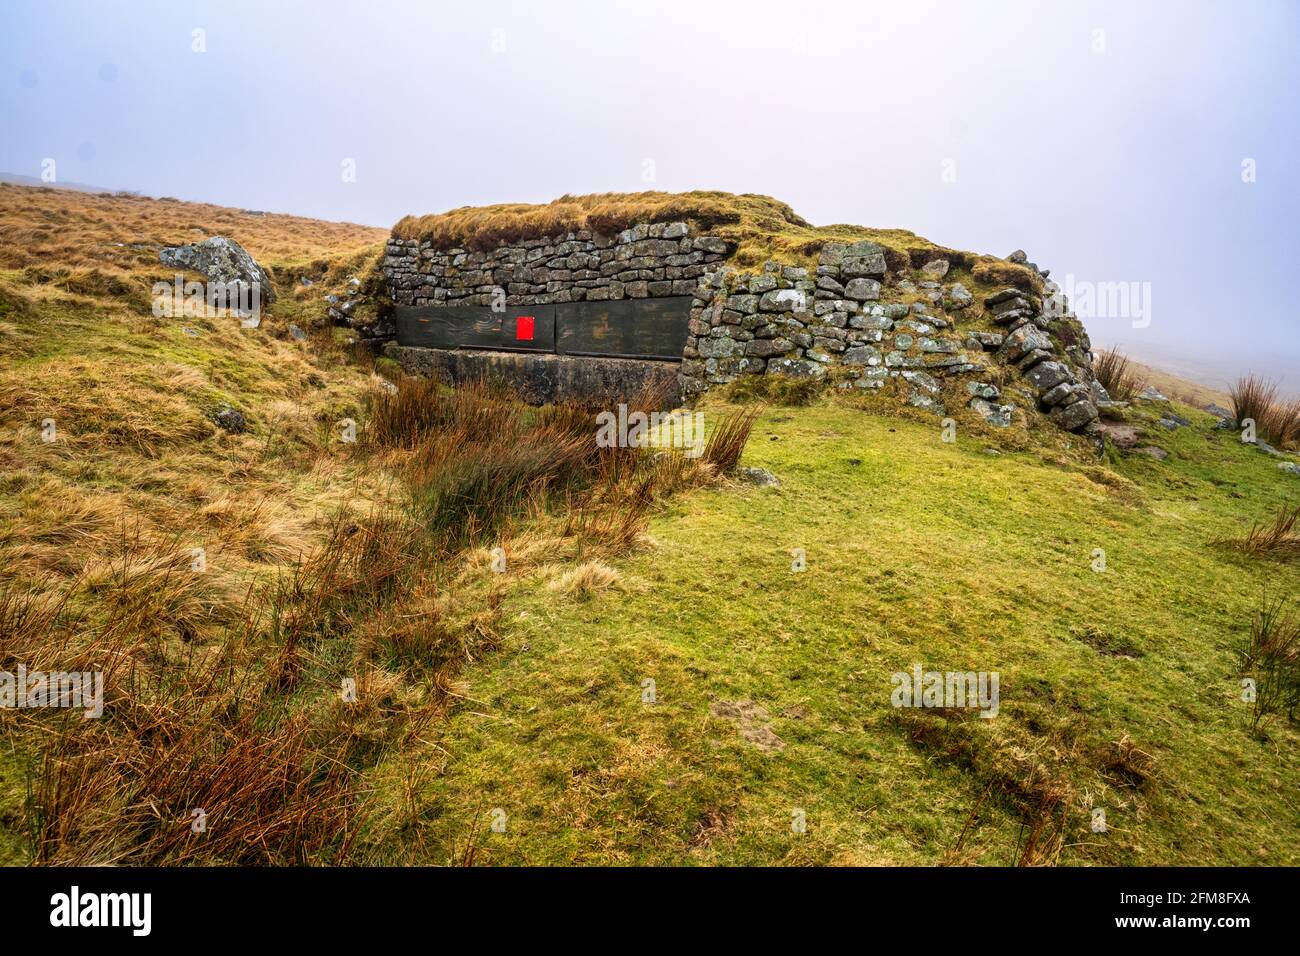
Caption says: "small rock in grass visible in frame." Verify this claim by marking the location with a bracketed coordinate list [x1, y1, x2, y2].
[947, 283, 973, 309]
[212, 405, 247, 433]
[1134, 446, 1168, 461]
[738, 466, 780, 487]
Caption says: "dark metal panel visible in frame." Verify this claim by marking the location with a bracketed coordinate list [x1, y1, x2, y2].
[395, 304, 555, 353]
[555, 297, 692, 361]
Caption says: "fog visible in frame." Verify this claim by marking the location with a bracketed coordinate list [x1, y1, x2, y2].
[3, 0, 1296, 391]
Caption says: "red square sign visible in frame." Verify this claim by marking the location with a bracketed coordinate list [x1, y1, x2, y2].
[515, 315, 535, 341]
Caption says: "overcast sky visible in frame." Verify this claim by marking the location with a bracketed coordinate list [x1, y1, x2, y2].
[2, 0, 1297, 390]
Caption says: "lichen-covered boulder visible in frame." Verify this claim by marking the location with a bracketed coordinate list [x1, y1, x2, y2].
[1050, 399, 1099, 431]
[970, 398, 1014, 427]
[841, 241, 887, 278]
[997, 325, 1052, 364]
[1024, 360, 1072, 393]
[160, 236, 276, 303]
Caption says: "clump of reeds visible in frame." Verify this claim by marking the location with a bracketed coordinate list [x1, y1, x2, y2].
[1222, 503, 1300, 560]
[1230, 375, 1300, 448]
[1236, 595, 1300, 735]
[1093, 346, 1144, 402]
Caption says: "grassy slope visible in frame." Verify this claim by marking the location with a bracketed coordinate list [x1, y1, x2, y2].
[1, 186, 1295, 865]
[0, 187, 393, 863]
[1124, 359, 1233, 410]
[0, 187, 392, 603]
[407, 397, 1299, 865]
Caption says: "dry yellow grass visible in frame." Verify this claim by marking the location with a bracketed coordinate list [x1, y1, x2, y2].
[0, 185, 395, 614]
[0, 182, 386, 279]
[547, 560, 621, 597]
[0, 184, 760, 864]
[392, 189, 1009, 273]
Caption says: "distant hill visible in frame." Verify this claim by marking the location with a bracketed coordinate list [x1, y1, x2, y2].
[0, 171, 125, 194]
[1107, 337, 1300, 403]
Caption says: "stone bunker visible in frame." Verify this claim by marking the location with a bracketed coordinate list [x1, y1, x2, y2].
[380, 211, 1106, 436]
[382, 222, 728, 406]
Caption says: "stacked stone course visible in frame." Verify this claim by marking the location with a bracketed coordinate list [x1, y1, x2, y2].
[382, 221, 731, 308]
[381, 222, 1104, 436]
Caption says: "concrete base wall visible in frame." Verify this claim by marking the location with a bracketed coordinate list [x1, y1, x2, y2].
[385, 344, 683, 408]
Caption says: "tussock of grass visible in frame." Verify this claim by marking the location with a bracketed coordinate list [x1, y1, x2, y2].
[29, 650, 360, 866]
[1236, 595, 1300, 734]
[702, 406, 763, 475]
[971, 259, 1042, 292]
[1094, 346, 1145, 403]
[1222, 502, 1300, 560]
[0, 583, 68, 664]
[548, 560, 620, 598]
[404, 426, 592, 549]
[1231, 374, 1300, 449]
[725, 373, 825, 407]
[366, 376, 521, 450]
[80, 540, 236, 644]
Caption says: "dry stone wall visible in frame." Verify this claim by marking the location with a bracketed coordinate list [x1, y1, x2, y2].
[382, 222, 731, 308]
[381, 222, 1104, 437]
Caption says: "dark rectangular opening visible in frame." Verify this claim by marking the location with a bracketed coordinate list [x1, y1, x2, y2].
[395, 296, 692, 362]
[556, 297, 692, 360]
[396, 304, 556, 353]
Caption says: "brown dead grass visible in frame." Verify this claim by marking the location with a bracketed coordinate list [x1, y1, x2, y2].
[1222, 502, 1300, 561]
[971, 259, 1043, 292]
[0, 183, 769, 866]
[0, 182, 386, 282]
[1093, 346, 1145, 403]
[393, 190, 959, 272]
[1232, 375, 1300, 449]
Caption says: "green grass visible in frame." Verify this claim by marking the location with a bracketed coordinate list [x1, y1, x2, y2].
[384, 398, 1299, 865]
[3, 186, 1295, 866]
[0, 743, 31, 865]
